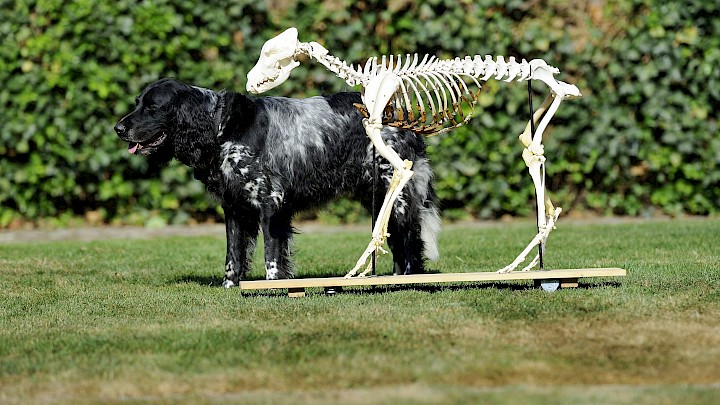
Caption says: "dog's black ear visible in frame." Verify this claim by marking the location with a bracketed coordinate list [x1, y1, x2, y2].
[171, 87, 212, 128]
[172, 95, 195, 125]
[216, 93, 258, 140]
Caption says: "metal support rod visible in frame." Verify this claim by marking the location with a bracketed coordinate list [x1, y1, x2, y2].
[528, 81, 544, 270]
[371, 142, 377, 276]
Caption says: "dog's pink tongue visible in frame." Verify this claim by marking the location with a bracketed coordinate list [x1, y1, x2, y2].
[128, 143, 139, 154]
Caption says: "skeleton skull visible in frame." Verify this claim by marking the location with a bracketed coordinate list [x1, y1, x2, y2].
[246, 27, 301, 94]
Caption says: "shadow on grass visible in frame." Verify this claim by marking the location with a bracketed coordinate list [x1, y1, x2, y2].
[300, 267, 443, 279]
[233, 281, 540, 298]
[172, 274, 225, 286]
[578, 280, 624, 289]
[309, 279, 624, 296]
[170, 267, 443, 288]
[171, 273, 277, 286]
[172, 272, 305, 287]
[350, 281, 535, 295]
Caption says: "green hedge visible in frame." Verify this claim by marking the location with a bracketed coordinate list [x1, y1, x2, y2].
[1, 0, 718, 227]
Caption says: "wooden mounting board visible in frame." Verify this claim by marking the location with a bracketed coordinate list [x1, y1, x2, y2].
[239, 267, 626, 296]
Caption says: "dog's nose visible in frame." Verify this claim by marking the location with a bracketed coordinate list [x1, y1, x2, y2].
[114, 123, 126, 135]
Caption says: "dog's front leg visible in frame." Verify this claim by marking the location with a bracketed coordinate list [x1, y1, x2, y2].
[222, 206, 260, 288]
[260, 211, 294, 280]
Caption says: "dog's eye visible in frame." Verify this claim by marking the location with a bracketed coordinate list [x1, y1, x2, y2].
[146, 105, 157, 112]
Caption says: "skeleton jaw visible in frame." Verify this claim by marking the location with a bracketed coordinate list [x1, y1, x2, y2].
[246, 58, 300, 93]
[246, 27, 302, 94]
[247, 70, 281, 93]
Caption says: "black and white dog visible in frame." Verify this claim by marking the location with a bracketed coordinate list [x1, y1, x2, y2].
[114, 78, 440, 287]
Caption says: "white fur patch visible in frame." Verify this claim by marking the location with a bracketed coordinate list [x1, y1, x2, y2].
[395, 192, 407, 215]
[225, 261, 235, 277]
[221, 142, 253, 178]
[269, 178, 285, 207]
[420, 206, 441, 261]
[266, 261, 279, 280]
[413, 158, 441, 261]
[410, 158, 432, 202]
[270, 190, 284, 206]
[244, 177, 264, 207]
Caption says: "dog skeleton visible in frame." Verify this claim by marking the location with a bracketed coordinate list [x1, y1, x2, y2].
[247, 27, 582, 277]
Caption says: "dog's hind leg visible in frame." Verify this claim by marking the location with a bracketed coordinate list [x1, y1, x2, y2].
[359, 177, 424, 276]
[410, 157, 440, 263]
[222, 206, 260, 288]
[386, 208, 425, 275]
[386, 157, 440, 275]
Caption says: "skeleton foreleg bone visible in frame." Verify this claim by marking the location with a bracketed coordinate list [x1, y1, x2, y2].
[345, 71, 415, 278]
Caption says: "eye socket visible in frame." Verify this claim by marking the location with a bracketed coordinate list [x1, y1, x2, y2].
[263, 48, 278, 58]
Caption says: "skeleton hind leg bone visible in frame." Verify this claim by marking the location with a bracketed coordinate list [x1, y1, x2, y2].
[498, 93, 566, 273]
[345, 71, 414, 278]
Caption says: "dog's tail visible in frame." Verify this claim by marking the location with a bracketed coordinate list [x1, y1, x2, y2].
[413, 158, 441, 261]
[420, 204, 441, 261]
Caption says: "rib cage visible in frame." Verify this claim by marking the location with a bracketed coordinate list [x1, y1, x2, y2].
[352, 54, 549, 136]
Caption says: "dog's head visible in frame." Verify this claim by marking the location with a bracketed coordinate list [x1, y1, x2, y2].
[114, 78, 190, 159]
[115, 78, 224, 166]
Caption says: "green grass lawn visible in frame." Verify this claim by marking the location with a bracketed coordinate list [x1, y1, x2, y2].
[1, 218, 719, 404]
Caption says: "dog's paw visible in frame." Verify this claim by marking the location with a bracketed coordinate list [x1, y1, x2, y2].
[222, 279, 236, 288]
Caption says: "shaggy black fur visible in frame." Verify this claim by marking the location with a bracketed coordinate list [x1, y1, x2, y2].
[114, 78, 440, 287]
